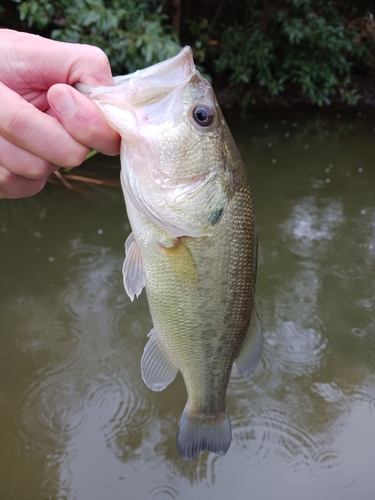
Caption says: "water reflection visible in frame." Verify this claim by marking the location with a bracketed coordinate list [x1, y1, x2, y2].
[1, 110, 375, 499]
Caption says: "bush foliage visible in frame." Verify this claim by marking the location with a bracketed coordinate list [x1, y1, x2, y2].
[12, 0, 180, 73]
[212, 0, 366, 105]
[8, 0, 374, 107]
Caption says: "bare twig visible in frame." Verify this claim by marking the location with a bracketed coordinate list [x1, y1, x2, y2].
[63, 174, 120, 187]
[210, 0, 226, 31]
[54, 170, 74, 190]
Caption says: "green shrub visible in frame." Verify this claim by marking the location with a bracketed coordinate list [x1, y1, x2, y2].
[11, 0, 370, 107]
[12, 0, 181, 74]
[213, 0, 366, 105]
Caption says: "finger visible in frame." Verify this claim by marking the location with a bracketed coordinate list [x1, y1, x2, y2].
[0, 135, 57, 180]
[0, 165, 47, 199]
[48, 84, 120, 156]
[2, 30, 114, 88]
[0, 82, 90, 168]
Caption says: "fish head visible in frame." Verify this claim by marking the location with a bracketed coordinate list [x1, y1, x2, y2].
[78, 47, 234, 237]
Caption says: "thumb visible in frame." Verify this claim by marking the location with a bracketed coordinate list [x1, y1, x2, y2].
[47, 84, 120, 156]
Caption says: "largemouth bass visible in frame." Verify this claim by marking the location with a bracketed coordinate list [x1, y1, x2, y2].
[77, 47, 262, 461]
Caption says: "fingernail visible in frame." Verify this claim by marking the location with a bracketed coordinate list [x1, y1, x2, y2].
[51, 89, 76, 117]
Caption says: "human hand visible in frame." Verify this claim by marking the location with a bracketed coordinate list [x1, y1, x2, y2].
[0, 29, 121, 198]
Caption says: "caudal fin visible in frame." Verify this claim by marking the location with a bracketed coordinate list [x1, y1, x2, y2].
[176, 407, 232, 461]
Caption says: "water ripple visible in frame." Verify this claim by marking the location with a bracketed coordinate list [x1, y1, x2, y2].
[17, 356, 155, 460]
[234, 405, 339, 471]
[281, 197, 344, 258]
[347, 387, 375, 413]
[270, 321, 327, 376]
[230, 343, 281, 395]
[16, 238, 157, 461]
[18, 366, 87, 447]
[332, 264, 365, 281]
[85, 369, 155, 451]
[66, 242, 109, 270]
[62, 246, 123, 320]
[312, 448, 341, 468]
[149, 483, 179, 499]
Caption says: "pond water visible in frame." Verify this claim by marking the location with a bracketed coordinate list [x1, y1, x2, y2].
[1, 109, 375, 500]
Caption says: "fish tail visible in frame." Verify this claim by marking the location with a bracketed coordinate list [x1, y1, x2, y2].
[176, 407, 232, 461]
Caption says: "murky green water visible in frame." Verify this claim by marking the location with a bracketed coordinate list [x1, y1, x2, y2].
[1, 110, 375, 500]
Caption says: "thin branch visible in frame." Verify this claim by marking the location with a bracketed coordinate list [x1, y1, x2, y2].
[54, 170, 74, 190]
[63, 174, 120, 187]
[210, 0, 226, 31]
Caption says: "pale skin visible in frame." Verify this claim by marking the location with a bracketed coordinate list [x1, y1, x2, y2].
[0, 29, 121, 199]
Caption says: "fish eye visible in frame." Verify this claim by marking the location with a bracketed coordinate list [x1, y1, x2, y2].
[192, 104, 214, 127]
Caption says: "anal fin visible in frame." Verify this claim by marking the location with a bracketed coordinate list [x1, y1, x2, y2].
[141, 328, 178, 392]
[123, 232, 146, 301]
[235, 306, 263, 377]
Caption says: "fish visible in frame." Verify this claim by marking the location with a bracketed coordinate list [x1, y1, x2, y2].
[76, 46, 263, 461]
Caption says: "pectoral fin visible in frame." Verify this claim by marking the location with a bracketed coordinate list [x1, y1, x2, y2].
[235, 306, 263, 377]
[159, 238, 199, 287]
[122, 233, 146, 301]
[141, 328, 178, 391]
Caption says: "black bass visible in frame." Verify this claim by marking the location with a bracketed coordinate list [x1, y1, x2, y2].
[77, 47, 262, 461]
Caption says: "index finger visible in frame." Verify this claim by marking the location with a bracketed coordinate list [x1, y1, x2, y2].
[47, 84, 121, 156]
[1, 29, 114, 88]
[0, 82, 89, 168]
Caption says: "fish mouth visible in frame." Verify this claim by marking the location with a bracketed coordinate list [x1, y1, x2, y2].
[121, 46, 196, 107]
[76, 46, 196, 108]
[114, 46, 195, 106]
